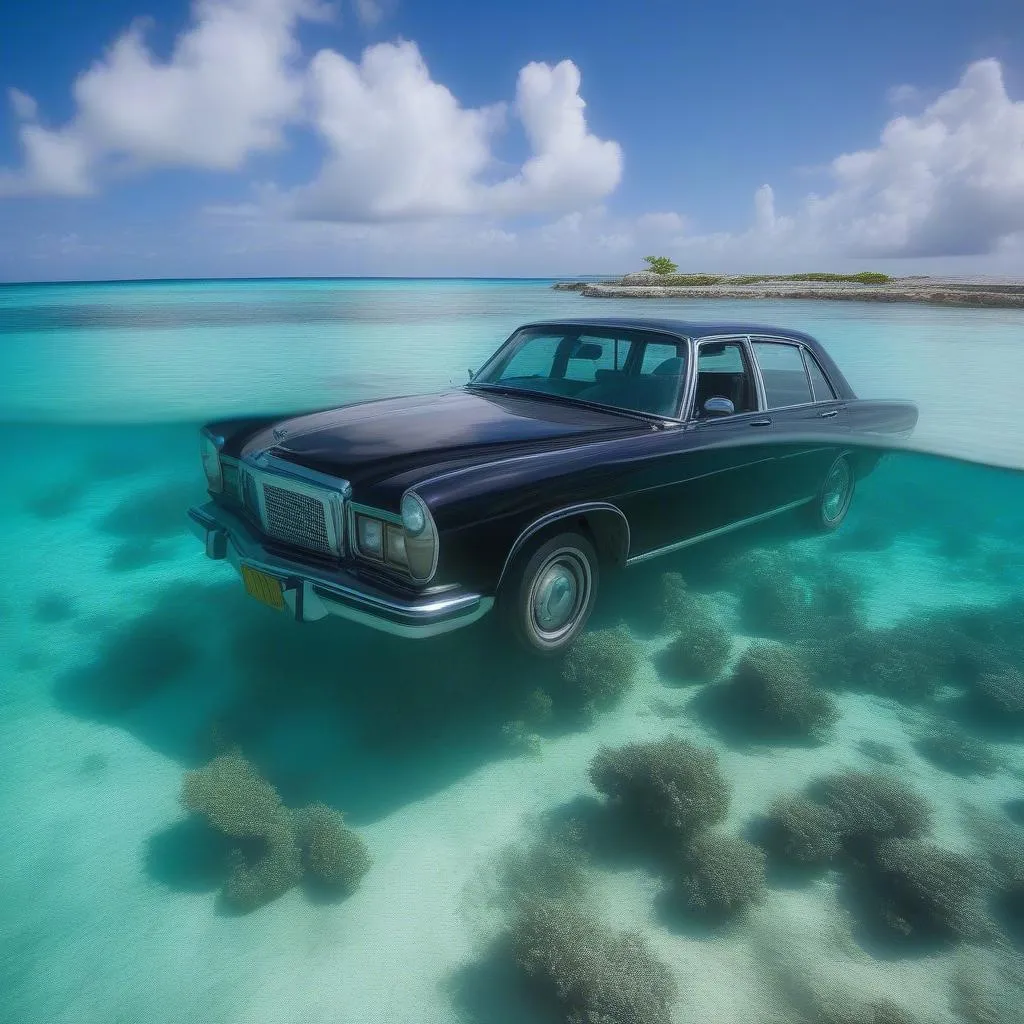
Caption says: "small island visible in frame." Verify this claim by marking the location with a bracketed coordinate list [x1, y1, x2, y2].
[554, 264, 1024, 309]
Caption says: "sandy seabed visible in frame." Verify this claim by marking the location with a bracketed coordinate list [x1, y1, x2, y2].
[1, 435, 1023, 1024]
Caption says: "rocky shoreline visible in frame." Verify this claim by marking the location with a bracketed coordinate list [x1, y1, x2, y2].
[552, 273, 1024, 309]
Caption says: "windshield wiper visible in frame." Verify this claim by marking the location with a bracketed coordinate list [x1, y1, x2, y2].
[465, 381, 675, 427]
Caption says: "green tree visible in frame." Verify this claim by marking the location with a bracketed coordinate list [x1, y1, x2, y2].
[643, 256, 678, 275]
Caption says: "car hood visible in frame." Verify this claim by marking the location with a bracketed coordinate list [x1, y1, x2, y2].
[242, 388, 646, 496]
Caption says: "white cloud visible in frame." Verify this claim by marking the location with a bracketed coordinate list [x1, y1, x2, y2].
[290, 40, 505, 221]
[352, 0, 389, 26]
[4, 12, 1020, 274]
[753, 184, 776, 232]
[635, 211, 687, 234]
[7, 87, 37, 121]
[0, 0, 324, 196]
[805, 58, 1024, 256]
[886, 83, 923, 109]
[5, 6, 621, 222]
[0, 123, 95, 196]
[482, 60, 623, 217]
[677, 58, 1024, 261]
[290, 45, 621, 222]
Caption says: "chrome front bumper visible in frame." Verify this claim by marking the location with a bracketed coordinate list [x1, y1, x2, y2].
[187, 502, 493, 638]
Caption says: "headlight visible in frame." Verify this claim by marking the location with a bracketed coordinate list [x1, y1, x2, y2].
[401, 492, 427, 536]
[385, 525, 408, 567]
[200, 432, 224, 493]
[401, 490, 437, 583]
[356, 515, 384, 558]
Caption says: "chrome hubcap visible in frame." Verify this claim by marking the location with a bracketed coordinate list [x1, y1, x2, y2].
[822, 459, 852, 522]
[529, 549, 591, 642]
[535, 564, 578, 631]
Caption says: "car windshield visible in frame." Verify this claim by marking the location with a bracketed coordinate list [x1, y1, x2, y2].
[470, 326, 689, 419]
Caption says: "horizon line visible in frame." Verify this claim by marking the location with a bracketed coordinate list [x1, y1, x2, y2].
[0, 274, 623, 288]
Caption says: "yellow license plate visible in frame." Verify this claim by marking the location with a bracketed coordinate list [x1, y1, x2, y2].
[240, 565, 285, 611]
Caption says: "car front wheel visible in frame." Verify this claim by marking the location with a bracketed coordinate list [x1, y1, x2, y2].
[807, 452, 855, 531]
[500, 531, 599, 655]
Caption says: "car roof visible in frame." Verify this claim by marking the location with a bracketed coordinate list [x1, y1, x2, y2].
[516, 316, 822, 345]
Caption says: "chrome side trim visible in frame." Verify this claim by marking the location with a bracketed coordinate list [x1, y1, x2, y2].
[496, 501, 631, 589]
[624, 497, 812, 566]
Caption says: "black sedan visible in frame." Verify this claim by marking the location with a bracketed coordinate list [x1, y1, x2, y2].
[188, 317, 917, 653]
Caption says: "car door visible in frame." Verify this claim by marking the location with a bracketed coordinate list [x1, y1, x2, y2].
[748, 336, 850, 507]
[623, 336, 780, 556]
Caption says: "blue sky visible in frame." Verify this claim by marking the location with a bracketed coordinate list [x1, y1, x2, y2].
[1, 0, 1023, 281]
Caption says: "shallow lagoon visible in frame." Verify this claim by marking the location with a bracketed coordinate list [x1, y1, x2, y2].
[1, 280, 1023, 1024]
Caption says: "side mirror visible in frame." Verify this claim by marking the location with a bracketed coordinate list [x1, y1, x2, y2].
[467, 368, 476, 381]
[703, 396, 735, 417]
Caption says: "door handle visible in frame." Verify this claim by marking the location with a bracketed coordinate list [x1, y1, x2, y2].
[819, 410, 839, 419]
[749, 418, 772, 426]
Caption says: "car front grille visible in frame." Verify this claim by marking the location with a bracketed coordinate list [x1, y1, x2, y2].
[238, 465, 342, 557]
[262, 482, 333, 554]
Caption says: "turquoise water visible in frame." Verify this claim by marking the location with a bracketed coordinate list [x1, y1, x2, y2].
[1, 279, 1023, 1024]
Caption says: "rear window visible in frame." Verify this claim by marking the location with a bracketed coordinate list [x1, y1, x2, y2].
[751, 341, 813, 408]
[804, 350, 837, 401]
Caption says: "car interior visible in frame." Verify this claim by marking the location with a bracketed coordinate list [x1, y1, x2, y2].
[692, 342, 758, 417]
[575, 355, 685, 417]
[479, 334, 689, 418]
[757, 367, 816, 407]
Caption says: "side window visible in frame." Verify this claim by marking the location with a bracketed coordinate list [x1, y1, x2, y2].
[640, 342, 681, 375]
[564, 336, 633, 382]
[752, 341, 813, 408]
[694, 340, 757, 417]
[804, 350, 837, 401]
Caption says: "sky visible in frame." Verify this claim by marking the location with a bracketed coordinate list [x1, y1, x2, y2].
[1, 0, 1023, 281]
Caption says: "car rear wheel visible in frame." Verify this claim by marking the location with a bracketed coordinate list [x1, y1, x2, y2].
[500, 531, 599, 655]
[807, 452, 855, 532]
